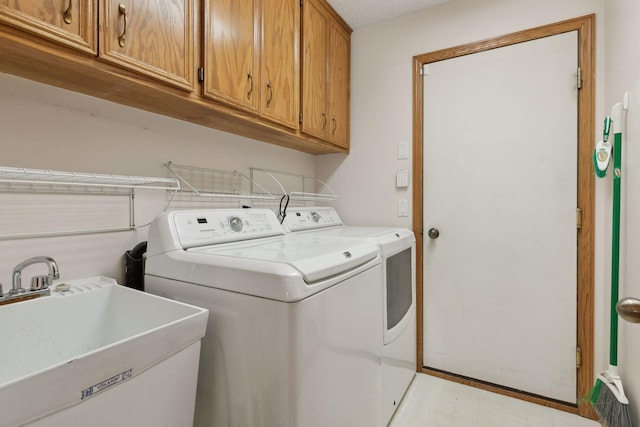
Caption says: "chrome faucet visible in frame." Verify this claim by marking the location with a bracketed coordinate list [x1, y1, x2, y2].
[10, 256, 60, 296]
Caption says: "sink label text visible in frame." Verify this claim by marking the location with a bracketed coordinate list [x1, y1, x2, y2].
[81, 368, 133, 400]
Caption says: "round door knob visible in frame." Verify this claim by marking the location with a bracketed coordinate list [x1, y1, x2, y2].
[427, 228, 440, 239]
[617, 298, 640, 323]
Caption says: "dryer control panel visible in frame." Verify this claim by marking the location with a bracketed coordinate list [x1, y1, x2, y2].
[284, 207, 343, 232]
[172, 209, 284, 248]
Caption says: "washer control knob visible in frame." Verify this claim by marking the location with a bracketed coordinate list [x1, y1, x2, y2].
[229, 216, 243, 232]
[311, 212, 321, 222]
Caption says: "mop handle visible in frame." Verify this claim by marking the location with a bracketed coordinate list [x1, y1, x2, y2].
[610, 132, 621, 366]
[609, 103, 624, 367]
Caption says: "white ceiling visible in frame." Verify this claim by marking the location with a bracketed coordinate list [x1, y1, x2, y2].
[326, 0, 451, 29]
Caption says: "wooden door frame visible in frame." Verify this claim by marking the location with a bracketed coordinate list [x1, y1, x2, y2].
[412, 14, 595, 418]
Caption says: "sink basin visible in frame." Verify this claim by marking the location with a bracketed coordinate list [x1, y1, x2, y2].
[0, 276, 208, 427]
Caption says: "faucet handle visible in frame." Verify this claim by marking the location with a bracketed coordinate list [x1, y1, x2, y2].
[8, 287, 26, 296]
[30, 275, 50, 291]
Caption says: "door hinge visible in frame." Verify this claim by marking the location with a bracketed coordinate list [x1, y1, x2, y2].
[300, 0, 303, 6]
[576, 346, 582, 368]
[420, 228, 424, 236]
[577, 67, 582, 90]
[576, 208, 582, 230]
[299, 112, 303, 124]
[420, 64, 429, 76]
[198, 67, 205, 82]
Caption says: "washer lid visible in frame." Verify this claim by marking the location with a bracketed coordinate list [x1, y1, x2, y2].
[318, 226, 413, 240]
[189, 234, 379, 283]
[295, 226, 416, 257]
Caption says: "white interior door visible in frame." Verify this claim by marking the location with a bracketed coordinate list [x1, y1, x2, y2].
[422, 32, 578, 403]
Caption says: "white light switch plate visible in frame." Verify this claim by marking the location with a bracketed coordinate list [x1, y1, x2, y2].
[398, 200, 408, 217]
[397, 143, 409, 160]
[396, 170, 409, 188]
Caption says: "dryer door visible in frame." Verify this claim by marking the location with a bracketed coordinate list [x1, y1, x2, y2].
[384, 245, 415, 344]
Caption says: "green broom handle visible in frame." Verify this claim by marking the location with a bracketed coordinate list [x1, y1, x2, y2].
[610, 130, 622, 367]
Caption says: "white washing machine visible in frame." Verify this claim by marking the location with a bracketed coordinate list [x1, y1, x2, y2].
[144, 209, 383, 427]
[282, 207, 416, 426]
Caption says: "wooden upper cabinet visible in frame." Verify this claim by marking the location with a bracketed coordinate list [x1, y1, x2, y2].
[99, 0, 196, 91]
[0, 0, 96, 53]
[260, 0, 299, 129]
[0, 0, 350, 153]
[301, 0, 327, 140]
[328, 22, 349, 148]
[203, 0, 259, 113]
[203, 0, 299, 130]
[301, 0, 351, 148]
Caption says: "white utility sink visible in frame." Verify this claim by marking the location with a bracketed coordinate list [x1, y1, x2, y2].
[0, 276, 208, 427]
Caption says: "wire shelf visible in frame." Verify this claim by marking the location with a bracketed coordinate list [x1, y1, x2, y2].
[165, 162, 278, 201]
[0, 165, 180, 239]
[0, 166, 180, 191]
[250, 168, 338, 202]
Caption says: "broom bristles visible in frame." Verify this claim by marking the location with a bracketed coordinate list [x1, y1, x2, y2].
[591, 381, 633, 427]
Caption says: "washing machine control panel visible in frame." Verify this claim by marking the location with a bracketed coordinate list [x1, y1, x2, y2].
[284, 207, 343, 232]
[173, 209, 284, 248]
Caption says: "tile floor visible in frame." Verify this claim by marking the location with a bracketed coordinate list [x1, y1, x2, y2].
[388, 374, 602, 427]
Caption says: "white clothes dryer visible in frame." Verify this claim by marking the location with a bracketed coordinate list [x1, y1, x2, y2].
[144, 209, 383, 427]
[282, 207, 416, 426]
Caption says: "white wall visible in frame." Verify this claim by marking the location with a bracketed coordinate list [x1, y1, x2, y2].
[315, 0, 610, 418]
[604, 1, 640, 424]
[316, 0, 605, 227]
[0, 73, 315, 284]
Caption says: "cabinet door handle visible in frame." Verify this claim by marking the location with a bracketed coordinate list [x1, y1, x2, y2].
[118, 3, 128, 48]
[266, 80, 273, 108]
[321, 113, 327, 131]
[63, 0, 73, 24]
[247, 72, 253, 100]
[331, 116, 337, 135]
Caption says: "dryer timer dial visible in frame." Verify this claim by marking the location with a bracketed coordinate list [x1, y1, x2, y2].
[228, 216, 243, 232]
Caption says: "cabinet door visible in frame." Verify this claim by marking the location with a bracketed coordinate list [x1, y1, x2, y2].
[328, 23, 349, 148]
[0, 0, 95, 53]
[99, 0, 196, 91]
[203, 0, 259, 112]
[301, 0, 328, 139]
[261, 0, 299, 129]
